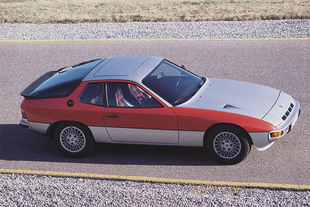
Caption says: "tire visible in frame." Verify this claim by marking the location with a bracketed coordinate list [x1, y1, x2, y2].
[205, 125, 251, 165]
[54, 122, 95, 157]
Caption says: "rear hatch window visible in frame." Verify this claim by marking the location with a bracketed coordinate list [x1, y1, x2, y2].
[21, 59, 103, 99]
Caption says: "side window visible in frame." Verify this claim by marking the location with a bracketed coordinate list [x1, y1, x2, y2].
[106, 82, 163, 108]
[79, 83, 103, 106]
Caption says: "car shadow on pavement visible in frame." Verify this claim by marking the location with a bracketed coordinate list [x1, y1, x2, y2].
[0, 124, 220, 166]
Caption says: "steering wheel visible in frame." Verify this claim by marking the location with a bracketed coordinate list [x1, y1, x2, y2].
[157, 72, 164, 79]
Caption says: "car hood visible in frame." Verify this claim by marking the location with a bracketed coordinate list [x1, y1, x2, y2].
[179, 78, 281, 122]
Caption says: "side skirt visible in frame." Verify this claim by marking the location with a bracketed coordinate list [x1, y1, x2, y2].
[89, 126, 204, 147]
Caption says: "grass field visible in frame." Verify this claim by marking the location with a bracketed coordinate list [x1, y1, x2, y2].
[0, 0, 309, 23]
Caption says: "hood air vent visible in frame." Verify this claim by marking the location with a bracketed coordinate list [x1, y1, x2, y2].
[282, 103, 294, 121]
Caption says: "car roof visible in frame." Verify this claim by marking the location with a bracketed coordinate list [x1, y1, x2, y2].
[83, 56, 163, 83]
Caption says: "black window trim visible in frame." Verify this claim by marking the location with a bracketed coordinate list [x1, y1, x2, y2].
[104, 81, 164, 109]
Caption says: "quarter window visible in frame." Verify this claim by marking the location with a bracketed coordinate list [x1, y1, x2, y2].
[79, 83, 103, 106]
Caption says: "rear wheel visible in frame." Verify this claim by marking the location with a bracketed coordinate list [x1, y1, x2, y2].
[205, 125, 251, 165]
[54, 122, 95, 157]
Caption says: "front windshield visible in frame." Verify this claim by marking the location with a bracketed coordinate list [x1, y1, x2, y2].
[142, 60, 204, 105]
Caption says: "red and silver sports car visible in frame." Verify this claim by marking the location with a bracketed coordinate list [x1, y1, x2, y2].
[20, 56, 300, 164]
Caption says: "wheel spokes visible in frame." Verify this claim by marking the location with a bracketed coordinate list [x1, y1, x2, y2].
[60, 126, 86, 153]
[213, 132, 241, 159]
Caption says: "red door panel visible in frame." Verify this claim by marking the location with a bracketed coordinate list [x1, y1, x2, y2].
[104, 107, 178, 144]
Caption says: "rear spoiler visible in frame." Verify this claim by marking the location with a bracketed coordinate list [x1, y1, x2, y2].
[20, 71, 57, 98]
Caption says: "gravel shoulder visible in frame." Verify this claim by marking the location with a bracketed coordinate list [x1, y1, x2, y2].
[0, 173, 309, 206]
[0, 19, 309, 40]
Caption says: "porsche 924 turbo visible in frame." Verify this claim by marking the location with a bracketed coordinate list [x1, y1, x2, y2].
[20, 56, 300, 164]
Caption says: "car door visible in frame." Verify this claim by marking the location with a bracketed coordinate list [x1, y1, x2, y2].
[104, 81, 178, 144]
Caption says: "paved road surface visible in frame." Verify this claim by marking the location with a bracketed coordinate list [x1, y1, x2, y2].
[0, 39, 309, 185]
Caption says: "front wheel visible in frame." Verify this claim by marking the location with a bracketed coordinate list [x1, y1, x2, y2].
[54, 122, 95, 157]
[205, 125, 251, 165]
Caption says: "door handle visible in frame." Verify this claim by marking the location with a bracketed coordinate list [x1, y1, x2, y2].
[106, 114, 120, 118]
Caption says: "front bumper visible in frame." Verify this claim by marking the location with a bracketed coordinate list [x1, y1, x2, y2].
[269, 100, 300, 141]
[250, 100, 300, 151]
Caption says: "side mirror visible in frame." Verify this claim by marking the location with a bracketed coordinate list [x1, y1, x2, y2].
[181, 65, 187, 70]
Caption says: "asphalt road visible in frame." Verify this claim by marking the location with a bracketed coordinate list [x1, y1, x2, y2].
[0, 39, 309, 185]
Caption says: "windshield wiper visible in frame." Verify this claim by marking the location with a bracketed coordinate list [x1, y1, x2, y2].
[173, 80, 205, 106]
[200, 77, 206, 85]
[173, 90, 197, 106]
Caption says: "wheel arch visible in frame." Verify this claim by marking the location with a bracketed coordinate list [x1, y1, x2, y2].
[203, 123, 253, 146]
[47, 121, 94, 141]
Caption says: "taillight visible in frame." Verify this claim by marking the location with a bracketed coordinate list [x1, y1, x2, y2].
[21, 107, 27, 119]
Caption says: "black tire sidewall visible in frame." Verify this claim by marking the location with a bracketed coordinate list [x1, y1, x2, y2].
[54, 122, 95, 157]
[205, 125, 251, 165]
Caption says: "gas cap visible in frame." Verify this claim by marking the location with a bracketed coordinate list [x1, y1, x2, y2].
[67, 100, 74, 107]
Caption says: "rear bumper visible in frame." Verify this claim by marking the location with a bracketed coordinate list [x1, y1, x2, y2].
[19, 118, 30, 128]
[19, 118, 50, 135]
